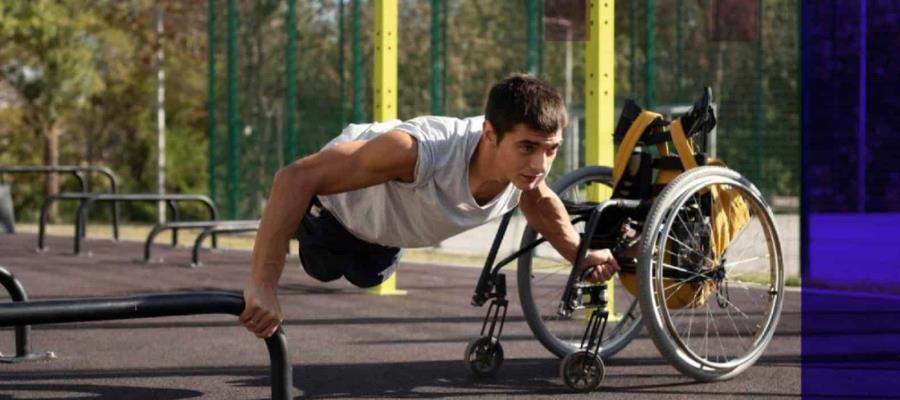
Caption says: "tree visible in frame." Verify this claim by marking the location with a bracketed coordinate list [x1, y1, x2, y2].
[0, 1, 104, 221]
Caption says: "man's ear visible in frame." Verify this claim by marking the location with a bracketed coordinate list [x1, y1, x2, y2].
[483, 120, 498, 145]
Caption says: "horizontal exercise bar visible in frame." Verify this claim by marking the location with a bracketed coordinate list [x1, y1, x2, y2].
[0, 291, 291, 399]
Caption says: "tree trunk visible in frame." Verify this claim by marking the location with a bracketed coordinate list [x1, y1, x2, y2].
[43, 122, 61, 223]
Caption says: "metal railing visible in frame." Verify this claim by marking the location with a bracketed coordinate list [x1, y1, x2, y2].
[0, 165, 122, 238]
[38, 193, 218, 255]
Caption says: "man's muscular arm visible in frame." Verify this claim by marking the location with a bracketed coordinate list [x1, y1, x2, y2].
[518, 181, 620, 282]
[241, 130, 418, 338]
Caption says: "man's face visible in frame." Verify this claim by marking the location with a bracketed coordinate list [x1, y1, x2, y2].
[488, 122, 562, 191]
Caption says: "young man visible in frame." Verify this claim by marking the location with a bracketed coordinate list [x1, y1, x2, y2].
[241, 74, 619, 338]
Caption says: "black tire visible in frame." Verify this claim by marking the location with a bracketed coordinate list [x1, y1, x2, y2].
[560, 350, 605, 392]
[464, 336, 504, 378]
[636, 166, 784, 381]
[518, 166, 643, 359]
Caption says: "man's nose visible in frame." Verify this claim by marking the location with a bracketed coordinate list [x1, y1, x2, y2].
[530, 153, 548, 173]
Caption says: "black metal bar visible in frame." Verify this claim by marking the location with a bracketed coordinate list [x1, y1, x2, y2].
[560, 199, 642, 315]
[0, 291, 292, 399]
[0, 267, 55, 363]
[0, 165, 122, 239]
[0, 266, 30, 357]
[471, 211, 515, 306]
[144, 220, 258, 263]
[50, 193, 218, 255]
[191, 223, 260, 267]
[166, 200, 179, 247]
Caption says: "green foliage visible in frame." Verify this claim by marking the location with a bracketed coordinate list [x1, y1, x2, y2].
[1, 0, 800, 222]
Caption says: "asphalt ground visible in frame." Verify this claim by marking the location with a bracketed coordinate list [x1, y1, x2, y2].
[0, 233, 800, 399]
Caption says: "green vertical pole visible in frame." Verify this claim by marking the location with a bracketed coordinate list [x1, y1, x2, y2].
[755, 0, 763, 185]
[629, 0, 636, 96]
[339, 0, 346, 126]
[351, 0, 363, 122]
[644, 0, 655, 109]
[208, 0, 217, 202]
[527, 0, 540, 75]
[285, 0, 298, 163]
[226, 0, 239, 219]
[430, 0, 444, 115]
[675, 0, 683, 102]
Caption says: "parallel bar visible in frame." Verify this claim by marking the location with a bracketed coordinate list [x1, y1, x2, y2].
[0, 266, 30, 359]
[144, 219, 258, 262]
[192, 223, 261, 266]
[0, 291, 292, 400]
[36, 193, 218, 255]
[0, 165, 121, 239]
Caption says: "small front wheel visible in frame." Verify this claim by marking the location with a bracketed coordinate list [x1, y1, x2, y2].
[464, 336, 504, 378]
[560, 350, 605, 392]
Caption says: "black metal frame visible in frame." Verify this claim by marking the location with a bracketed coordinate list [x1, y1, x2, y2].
[470, 199, 642, 314]
[143, 220, 249, 262]
[191, 222, 260, 267]
[0, 165, 122, 238]
[37, 193, 218, 255]
[0, 268, 292, 399]
[0, 266, 55, 363]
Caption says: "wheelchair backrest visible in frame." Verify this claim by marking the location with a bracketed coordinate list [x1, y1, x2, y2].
[610, 87, 717, 201]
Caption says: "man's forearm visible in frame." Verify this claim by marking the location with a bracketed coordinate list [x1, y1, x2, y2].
[523, 194, 582, 264]
[250, 165, 314, 285]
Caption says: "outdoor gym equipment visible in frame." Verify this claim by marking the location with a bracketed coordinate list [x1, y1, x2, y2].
[37, 193, 218, 255]
[466, 88, 784, 391]
[142, 219, 259, 265]
[0, 165, 122, 237]
[0, 265, 292, 399]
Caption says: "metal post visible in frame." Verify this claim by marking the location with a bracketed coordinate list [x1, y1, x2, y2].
[226, 0, 239, 219]
[431, 0, 445, 116]
[339, 0, 346, 126]
[527, 0, 541, 76]
[676, 0, 683, 102]
[644, 0, 655, 109]
[285, 0, 298, 164]
[629, 0, 636, 96]
[155, 5, 167, 224]
[370, 0, 405, 296]
[586, 0, 617, 320]
[351, 0, 363, 123]
[754, 0, 764, 189]
[207, 0, 218, 209]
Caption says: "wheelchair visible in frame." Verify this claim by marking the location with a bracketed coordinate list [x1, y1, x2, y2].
[464, 88, 785, 392]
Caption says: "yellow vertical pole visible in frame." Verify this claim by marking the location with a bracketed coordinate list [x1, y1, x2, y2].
[585, 0, 618, 318]
[369, 0, 406, 296]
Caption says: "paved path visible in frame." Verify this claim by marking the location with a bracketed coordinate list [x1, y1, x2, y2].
[0, 233, 800, 399]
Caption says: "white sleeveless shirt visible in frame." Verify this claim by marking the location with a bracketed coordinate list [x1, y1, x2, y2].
[318, 116, 521, 248]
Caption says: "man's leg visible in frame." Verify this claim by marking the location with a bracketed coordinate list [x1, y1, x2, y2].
[295, 201, 344, 283]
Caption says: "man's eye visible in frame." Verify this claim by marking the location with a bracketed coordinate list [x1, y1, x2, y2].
[521, 145, 534, 153]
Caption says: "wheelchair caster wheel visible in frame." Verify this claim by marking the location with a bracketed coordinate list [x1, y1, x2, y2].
[560, 350, 605, 392]
[464, 336, 504, 378]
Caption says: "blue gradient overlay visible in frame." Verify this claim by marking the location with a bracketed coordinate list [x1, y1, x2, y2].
[802, 0, 900, 397]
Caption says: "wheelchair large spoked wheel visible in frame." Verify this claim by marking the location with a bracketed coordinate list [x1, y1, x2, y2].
[518, 166, 643, 359]
[637, 166, 784, 381]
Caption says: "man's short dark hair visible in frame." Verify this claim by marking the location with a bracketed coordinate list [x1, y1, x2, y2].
[484, 74, 567, 141]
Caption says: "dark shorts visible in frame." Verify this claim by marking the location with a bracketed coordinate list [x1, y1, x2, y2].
[295, 198, 402, 288]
